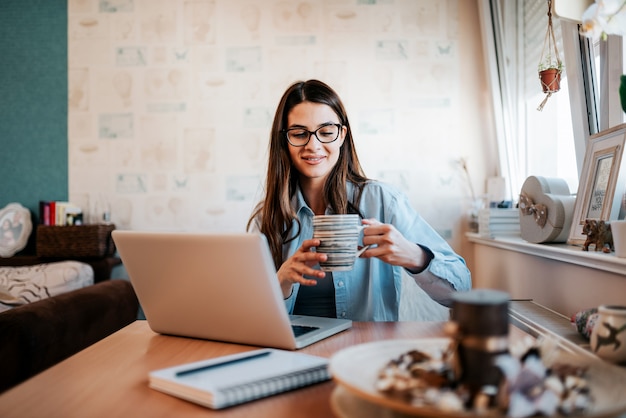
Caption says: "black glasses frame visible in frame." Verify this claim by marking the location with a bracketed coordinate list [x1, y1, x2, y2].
[282, 123, 342, 147]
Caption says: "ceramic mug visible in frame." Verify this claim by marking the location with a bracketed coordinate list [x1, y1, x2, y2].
[590, 305, 626, 364]
[611, 221, 626, 257]
[312, 214, 368, 272]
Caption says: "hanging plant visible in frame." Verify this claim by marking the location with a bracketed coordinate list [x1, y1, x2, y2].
[537, 0, 564, 111]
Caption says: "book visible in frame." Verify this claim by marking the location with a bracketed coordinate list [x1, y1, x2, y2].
[478, 208, 520, 220]
[49, 202, 56, 226]
[478, 215, 520, 223]
[479, 208, 519, 215]
[479, 222, 520, 230]
[148, 349, 330, 409]
[39, 201, 51, 225]
[38, 201, 83, 226]
[478, 208, 520, 237]
[479, 221, 520, 238]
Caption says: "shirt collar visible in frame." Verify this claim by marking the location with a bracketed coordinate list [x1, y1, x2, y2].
[293, 183, 314, 217]
[292, 181, 357, 217]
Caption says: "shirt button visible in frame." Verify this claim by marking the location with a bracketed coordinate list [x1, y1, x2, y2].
[338, 281, 344, 287]
[341, 312, 346, 318]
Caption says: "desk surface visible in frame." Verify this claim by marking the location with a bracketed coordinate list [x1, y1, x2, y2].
[0, 320, 527, 418]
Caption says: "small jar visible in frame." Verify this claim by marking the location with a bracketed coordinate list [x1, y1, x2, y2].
[590, 305, 626, 365]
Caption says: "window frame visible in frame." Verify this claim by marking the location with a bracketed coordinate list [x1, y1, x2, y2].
[479, 0, 625, 197]
[560, 19, 592, 177]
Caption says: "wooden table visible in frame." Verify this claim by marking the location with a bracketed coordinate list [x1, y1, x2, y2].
[0, 320, 528, 418]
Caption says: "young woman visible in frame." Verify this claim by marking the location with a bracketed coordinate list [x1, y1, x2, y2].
[248, 80, 471, 321]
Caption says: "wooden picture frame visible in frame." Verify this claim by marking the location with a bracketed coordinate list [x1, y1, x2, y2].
[0, 203, 32, 257]
[568, 124, 626, 245]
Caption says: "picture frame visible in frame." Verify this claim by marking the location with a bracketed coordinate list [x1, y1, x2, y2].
[0, 203, 32, 258]
[568, 124, 626, 245]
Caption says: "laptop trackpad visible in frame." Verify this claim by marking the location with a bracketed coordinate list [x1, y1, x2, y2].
[291, 324, 319, 337]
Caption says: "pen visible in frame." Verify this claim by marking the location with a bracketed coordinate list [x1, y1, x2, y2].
[176, 350, 271, 377]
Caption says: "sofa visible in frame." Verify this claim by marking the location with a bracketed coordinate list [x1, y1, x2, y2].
[0, 258, 139, 393]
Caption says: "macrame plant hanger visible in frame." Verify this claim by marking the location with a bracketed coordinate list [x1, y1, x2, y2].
[537, 0, 562, 111]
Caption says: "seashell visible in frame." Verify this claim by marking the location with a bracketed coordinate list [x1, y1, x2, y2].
[564, 375, 588, 391]
[543, 375, 564, 396]
[535, 389, 560, 416]
[375, 377, 395, 392]
[436, 391, 464, 412]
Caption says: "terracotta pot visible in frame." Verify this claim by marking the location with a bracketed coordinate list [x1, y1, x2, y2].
[539, 68, 561, 93]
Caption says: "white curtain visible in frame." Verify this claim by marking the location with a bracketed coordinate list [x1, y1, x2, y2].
[478, 0, 523, 202]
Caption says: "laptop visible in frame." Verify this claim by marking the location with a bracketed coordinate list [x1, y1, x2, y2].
[112, 230, 352, 350]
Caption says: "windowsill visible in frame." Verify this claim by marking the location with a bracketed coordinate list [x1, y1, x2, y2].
[466, 233, 626, 277]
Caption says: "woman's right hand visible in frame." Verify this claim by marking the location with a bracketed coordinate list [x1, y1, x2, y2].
[277, 238, 327, 298]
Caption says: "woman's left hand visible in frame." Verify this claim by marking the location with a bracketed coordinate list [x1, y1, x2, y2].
[359, 219, 428, 271]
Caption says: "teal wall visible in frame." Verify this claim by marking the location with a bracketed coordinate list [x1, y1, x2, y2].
[0, 0, 67, 252]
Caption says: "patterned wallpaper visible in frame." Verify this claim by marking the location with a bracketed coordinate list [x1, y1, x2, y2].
[67, 0, 492, 246]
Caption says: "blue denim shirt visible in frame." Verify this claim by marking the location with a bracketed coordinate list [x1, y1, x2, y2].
[279, 181, 471, 321]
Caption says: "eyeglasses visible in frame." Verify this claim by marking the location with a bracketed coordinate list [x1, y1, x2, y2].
[283, 123, 342, 147]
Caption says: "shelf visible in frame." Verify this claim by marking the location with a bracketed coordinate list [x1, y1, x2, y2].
[467, 233, 626, 277]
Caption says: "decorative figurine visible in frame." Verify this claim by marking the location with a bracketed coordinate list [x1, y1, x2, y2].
[582, 219, 613, 253]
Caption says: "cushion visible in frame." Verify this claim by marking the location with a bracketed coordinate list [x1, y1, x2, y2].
[0, 261, 94, 312]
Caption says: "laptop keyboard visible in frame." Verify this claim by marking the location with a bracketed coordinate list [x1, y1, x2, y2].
[292, 325, 319, 337]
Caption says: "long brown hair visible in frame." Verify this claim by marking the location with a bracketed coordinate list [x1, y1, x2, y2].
[247, 80, 369, 267]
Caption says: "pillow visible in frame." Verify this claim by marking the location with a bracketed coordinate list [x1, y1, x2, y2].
[0, 261, 94, 313]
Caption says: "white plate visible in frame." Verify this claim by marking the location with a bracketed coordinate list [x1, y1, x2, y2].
[331, 385, 418, 418]
[329, 338, 626, 418]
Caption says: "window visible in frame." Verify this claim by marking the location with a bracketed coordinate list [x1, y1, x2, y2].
[479, 0, 626, 202]
[586, 34, 626, 133]
[522, 1, 577, 192]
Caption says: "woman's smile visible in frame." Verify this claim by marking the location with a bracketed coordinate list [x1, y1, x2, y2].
[301, 154, 326, 164]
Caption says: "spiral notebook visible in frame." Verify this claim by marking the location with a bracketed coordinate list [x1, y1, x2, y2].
[148, 348, 330, 409]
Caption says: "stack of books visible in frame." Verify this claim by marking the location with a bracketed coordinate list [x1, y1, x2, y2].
[478, 208, 520, 238]
[39, 201, 84, 226]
